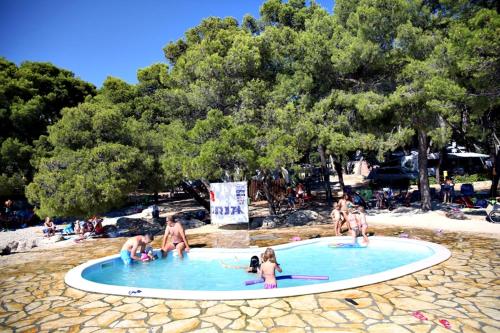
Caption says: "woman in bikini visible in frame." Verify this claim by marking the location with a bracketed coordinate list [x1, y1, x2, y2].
[259, 248, 282, 289]
[338, 194, 352, 230]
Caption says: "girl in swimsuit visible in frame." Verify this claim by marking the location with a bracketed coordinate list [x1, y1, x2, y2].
[259, 248, 282, 289]
[330, 202, 343, 236]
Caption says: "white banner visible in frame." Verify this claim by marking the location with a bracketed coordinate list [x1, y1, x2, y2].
[210, 181, 248, 225]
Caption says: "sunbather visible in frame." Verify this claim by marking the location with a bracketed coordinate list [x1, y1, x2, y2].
[43, 217, 56, 237]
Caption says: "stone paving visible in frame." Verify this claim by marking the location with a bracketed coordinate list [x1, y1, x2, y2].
[0, 225, 499, 333]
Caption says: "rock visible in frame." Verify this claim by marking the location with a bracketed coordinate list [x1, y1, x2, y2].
[1, 243, 12, 255]
[115, 218, 163, 237]
[161, 318, 200, 332]
[275, 314, 307, 327]
[53, 234, 65, 242]
[152, 217, 166, 226]
[30, 238, 38, 248]
[8, 240, 19, 251]
[284, 210, 319, 226]
[177, 217, 205, 230]
[213, 231, 249, 248]
[445, 210, 467, 220]
[103, 225, 119, 238]
[261, 215, 280, 229]
[17, 240, 27, 251]
[171, 308, 201, 319]
[367, 323, 412, 333]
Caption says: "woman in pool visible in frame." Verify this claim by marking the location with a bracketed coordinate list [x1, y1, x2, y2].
[259, 248, 282, 289]
[356, 206, 369, 245]
[347, 208, 359, 244]
[221, 255, 261, 273]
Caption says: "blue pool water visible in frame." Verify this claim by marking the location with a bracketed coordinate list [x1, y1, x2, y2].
[82, 239, 435, 291]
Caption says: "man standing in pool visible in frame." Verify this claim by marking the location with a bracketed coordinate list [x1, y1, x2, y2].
[120, 233, 154, 265]
[161, 215, 190, 258]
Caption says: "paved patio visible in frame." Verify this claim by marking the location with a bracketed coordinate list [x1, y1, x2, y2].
[0, 225, 499, 333]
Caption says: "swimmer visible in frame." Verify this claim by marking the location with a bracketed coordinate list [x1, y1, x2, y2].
[120, 233, 154, 265]
[161, 215, 190, 258]
[221, 255, 261, 273]
[259, 248, 282, 289]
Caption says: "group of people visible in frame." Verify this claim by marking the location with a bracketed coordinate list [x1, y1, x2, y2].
[120, 215, 283, 289]
[222, 248, 282, 289]
[330, 193, 369, 245]
[120, 215, 190, 264]
[286, 183, 306, 209]
[61, 216, 104, 239]
[118, 191, 372, 290]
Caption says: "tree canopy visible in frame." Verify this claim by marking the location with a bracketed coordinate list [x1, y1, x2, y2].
[0, 58, 95, 197]
[7, 0, 498, 217]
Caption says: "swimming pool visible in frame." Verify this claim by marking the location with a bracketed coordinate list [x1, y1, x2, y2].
[65, 236, 450, 300]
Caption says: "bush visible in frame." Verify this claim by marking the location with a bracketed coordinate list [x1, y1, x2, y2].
[452, 174, 489, 184]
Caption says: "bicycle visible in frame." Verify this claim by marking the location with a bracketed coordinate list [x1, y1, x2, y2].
[487, 199, 500, 223]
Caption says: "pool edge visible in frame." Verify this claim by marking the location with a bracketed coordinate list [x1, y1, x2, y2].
[64, 236, 451, 300]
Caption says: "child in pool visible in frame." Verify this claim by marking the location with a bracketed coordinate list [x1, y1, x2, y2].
[221, 255, 261, 273]
[141, 245, 157, 262]
[259, 248, 282, 289]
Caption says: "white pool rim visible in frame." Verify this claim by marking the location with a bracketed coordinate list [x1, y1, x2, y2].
[65, 236, 450, 300]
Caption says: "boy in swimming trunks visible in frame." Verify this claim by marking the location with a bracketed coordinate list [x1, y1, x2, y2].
[259, 248, 282, 289]
[120, 233, 154, 265]
[161, 215, 190, 258]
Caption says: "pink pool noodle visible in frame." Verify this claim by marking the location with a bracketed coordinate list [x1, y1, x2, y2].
[245, 275, 329, 286]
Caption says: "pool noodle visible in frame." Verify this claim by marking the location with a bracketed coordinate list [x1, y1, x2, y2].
[245, 275, 329, 286]
[329, 243, 367, 248]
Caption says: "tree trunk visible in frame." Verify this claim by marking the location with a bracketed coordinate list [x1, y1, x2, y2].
[435, 147, 446, 185]
[262, 172, 277, 215]
[333, 158, 345, 192]
[417, 129, 432, 211]
[318, 145, 333, 206]
[181, 181, 210, 211]
[491, 148, 499, 198]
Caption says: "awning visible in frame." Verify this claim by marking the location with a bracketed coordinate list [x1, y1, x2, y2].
[448, 152, 489, 158]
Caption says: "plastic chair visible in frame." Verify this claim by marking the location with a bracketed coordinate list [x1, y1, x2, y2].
[460, 184, 475, 196]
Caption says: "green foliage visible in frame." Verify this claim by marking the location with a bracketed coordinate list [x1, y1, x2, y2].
[0, 58, 95, 197]
[9, 0, 497, 216]
[453, 173, 490, 183]
[26, 144, 142, 217]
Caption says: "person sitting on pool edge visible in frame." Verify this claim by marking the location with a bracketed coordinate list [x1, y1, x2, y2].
[120, 233, 154, 265]
[161, 215, 190, 258]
